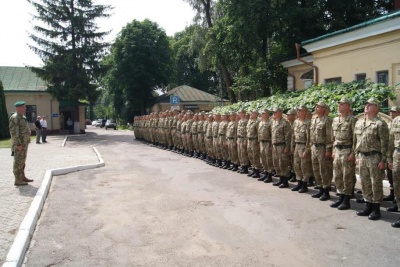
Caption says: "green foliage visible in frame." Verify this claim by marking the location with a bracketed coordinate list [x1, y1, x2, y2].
[0, 80, 11, 140]
[211, 82, 396, 115]
[27, 0, 112, 104]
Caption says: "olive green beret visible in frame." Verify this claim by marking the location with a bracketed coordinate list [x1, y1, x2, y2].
[14, 101, 25, 107]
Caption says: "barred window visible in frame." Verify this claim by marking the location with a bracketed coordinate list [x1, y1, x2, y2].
[25, 105, 37, 123]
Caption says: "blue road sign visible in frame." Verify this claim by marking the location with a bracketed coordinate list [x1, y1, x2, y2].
[170, 95, 180, 104]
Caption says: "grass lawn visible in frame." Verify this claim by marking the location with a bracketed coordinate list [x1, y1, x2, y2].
[0, 136, 36, 149]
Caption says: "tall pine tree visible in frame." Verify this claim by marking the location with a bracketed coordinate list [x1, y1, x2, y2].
[0, 80, 10, 140]
[27, 0, 112, 104]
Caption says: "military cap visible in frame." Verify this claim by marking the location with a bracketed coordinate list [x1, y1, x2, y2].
[251, 109, 259, 114]
[272, 106, 282, 112]
[389, 106, 400, 112]
[297, 105, 308, 111]
[208, 114, 213, 118]
[230, 112, 237, 116]
[186, 110, 194, 115]
[286, 108, 297, 115]
[316, 101, 329, 109]
[338, 96, 351, 105]
[366, 97, 379, 106]
[237, 109, 245, 113]
[261, 109, 270, 114]
[222, 112, 229, 116]
[14, 101, 25, 107]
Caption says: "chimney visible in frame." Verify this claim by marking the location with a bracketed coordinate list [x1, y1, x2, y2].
[396, 0, 400, 10]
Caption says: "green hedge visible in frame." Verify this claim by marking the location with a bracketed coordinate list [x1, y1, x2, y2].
[212, 81, 397, 115]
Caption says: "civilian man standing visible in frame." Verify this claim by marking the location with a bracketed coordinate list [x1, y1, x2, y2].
[40, 115, 47, 142]
[34, 115, 42, 144]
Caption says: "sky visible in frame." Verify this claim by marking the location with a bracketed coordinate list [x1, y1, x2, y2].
[0, 0, 196, 67]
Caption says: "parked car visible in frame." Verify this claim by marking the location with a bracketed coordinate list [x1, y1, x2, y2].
[105, 119, 117, 130]
[92, 119, 102, 127]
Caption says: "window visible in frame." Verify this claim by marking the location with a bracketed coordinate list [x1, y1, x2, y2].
[376, 71, 388, 85]
[25, 105, 37, 123]
[325, 77, 342, 84]
[355, 73, 366, 82]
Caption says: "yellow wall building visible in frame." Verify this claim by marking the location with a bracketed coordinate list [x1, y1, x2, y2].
[281, 9, 400, 105]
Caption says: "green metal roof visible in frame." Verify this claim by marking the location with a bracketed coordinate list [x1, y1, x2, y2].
[159, 85, 227, 103]
[0, 66, 47, 91]
[302, 9, 400, 46]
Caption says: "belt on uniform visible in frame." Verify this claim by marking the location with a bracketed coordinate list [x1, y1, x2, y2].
[207, 136, 213, 139]
[313, 143, 325, 147]
[192, 133, 198, 135]
[219, 134, 226, 136]
[238, 136, 243, 138]
[296, 142, 306, 145]
[273, 142, 286, 146]
[248, 137, 257, 140]
[227, 137, 235, 140]
[198, 132, 203, 133]
[260, 140, 271, 143]
[336, 145, 352, 150]
[359, 151, 380, 156]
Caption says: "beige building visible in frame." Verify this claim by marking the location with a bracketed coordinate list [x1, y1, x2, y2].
[151, 85, 228, 113]
[281, 9, 400, 105]
[0, 66, 86, 133]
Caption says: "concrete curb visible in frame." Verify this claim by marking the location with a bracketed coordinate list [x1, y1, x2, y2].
[2, 145, 104, 267]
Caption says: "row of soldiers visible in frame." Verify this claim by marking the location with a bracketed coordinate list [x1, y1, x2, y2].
[133, 96, 400, 228]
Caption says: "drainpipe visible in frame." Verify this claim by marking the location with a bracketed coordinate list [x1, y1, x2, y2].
[295, 43, 318, 85]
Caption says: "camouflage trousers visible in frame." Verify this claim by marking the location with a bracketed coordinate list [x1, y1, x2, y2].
[247, 139, 261, 169]
[13, 145, 28, 181]
[182, 133, 187, 149]
[186, 135, 194, 150]
[218, 136, 228, 160]
[293, 144, 312, 182]
[390, 150, 400, 206]
[333, 147, 355, 195]
[171, 129, 177, 147]
[175, 131, 182, 148]
[166, 132, 173, 146]
[311, 145, 333, 188]
[198, 134, 205, 153]
[206, 137, 214, 157]
[237, 137, 250, 166]
[192, 134, 199, 151]
[260, 141, 273, 172]
[228, 138, 239, 165]
[272, 144, 290, 177]
[358, 153, 384, 203]
[213, 137, 221, 159]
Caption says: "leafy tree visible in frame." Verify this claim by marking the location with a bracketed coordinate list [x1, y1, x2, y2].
[0, 80, 10, 140]
[102, 19, 171, 120]
[27, 0, 112, 104]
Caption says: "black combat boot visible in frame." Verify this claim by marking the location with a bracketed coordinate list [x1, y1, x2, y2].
[338, 195, 351, 210]
[227, 162, 234, 170]
[288, 171, 296, 182]
[219, 160, 225, 168]
[311, 188, 324, 198]
[331, 194, 344, 208]
[252, 169, 260, 178]
[383, 189, 395, 202]
[368, 203, 381, 220]
[273, 176, 283, 186]
[298, 181, 308, 193]
[258, 172, 268, 181]
[319, 188, 330, 201]
[308, 177, 315, 187]
[264, 173, 273, 183]
[214, 159, 221, 167]
[356, 198, 365, 203]
[392, 217, 400, 228]
[278, 177, 289, 188]
[386, 204, 398, 212]
[231, 164, 238, 172]
[223, 161, 231, 169]
[247, 168, 256, 177]
[356, 202, 373, 216]
[240, 165, 249, 174]
[291, 180, 303, 191]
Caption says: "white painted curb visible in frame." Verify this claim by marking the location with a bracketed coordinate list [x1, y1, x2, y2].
[3, 145, 104, 267]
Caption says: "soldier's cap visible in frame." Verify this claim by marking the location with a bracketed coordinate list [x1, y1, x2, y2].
[237, 109, 245, 113]
[272, 106, 282, 112]
[214, 113, 221, 116]
[208, 114, 213, 118]
[297, 105, 308, 111]
[261, 109, 270, 114]
[389, 106, 400, 112]
[222, 112, 229, 116]
[315, 101, 328, 109]
[186, 110, 194, 115]
[251, 109, 259, 114]
[366, 97, 380, 106]
[338, 96, 351, 105]
[14, 101, 25, 107]
[286, 108, 297, 115]
[230, 112, 237, 116]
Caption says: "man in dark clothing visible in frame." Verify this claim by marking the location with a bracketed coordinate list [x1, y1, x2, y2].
[34, 116, 42, 144]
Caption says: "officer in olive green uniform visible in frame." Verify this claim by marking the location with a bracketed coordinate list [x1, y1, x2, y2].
[291, 105, 312, 193]
[310, 101, 333, 201]
[388, 106, 400, 227]
[354, 97, 389, 220]
[9, 101, 33, 186]
[247, 110, 261, 178]
[258, 109, 273, 182]
[330, 97, 357, 210]
[271, 106, 292, 188]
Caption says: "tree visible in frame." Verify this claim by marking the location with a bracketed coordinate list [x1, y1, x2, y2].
[27, 0, 112, 104]
[102, 19, 171, 120]
[0, 80, 10, 140]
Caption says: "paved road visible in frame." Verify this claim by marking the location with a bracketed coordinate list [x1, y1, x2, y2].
[23, 128, 400, 266]
[0, 134, 99, 266]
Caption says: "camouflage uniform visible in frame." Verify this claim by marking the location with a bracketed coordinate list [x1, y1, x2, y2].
[227, 114, 239, 169]
[237, 114, 250, 172]
[218, 115, 229, 165]
[197, 114, 206, 157]
[9, 107, 31, 185]
[388, 114, 400, 226]
[191, 115, 199, 154]
[258, 112, 273, 174]
[212, 115, 221, 161]
[247, 114, 261, 175]
[292, 113, 312, 183]
[205, 116, 214, 160]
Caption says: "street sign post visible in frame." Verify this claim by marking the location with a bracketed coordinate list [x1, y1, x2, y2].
[170, 95, 180, 105]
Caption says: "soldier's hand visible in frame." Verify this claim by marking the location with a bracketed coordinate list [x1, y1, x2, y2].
[388, 163, 393, 170]
[331, 153, 335, 159]
[378, 162, 386, 170]
[355, 159, 359, 165]
[324, 151, 332, 158]
[302, 152, 307, 159]
[16, 145, 22, 151]
[283, 147, 289, 154]
[347, 154, 355, 162]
